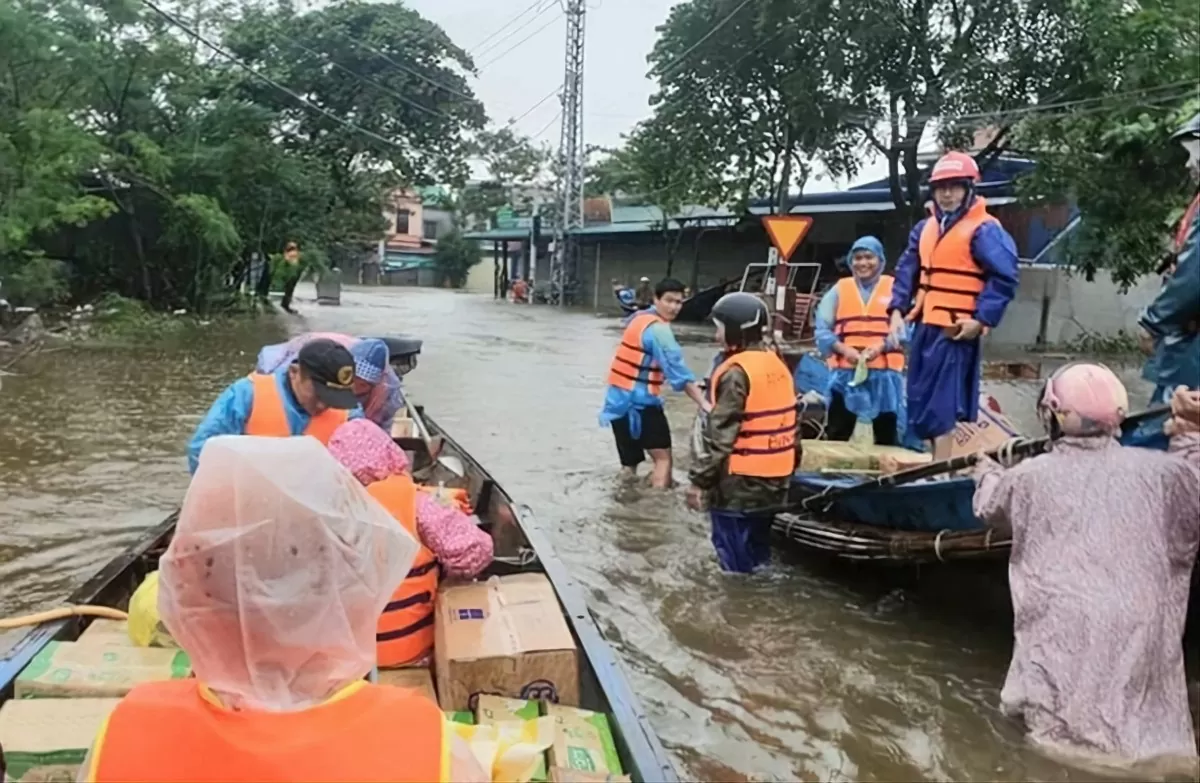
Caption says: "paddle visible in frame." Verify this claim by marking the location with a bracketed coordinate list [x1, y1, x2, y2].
[796, 404, 1171, 513]
[405, 401, 466, 477]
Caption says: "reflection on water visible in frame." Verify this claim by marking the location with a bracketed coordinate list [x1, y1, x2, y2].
[0, 286, 1165, 781]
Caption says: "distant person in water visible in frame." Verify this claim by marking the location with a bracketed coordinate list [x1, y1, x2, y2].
[611, 278, 637, 311]
[279, 242, 302, 314]
[599, 278, 709, 488]
[187, 339, 363, 473]
[633, 276, 654, 308]
[972, 366, 1199, 777]
[511, 277, 530, 303]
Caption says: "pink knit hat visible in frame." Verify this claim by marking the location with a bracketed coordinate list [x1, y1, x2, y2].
[1039, 362, 1129, 436]
[327, 419, 410, 485]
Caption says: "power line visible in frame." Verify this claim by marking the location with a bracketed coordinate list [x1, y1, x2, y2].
[477, 12, 563, 70]
[469, 0, 551, 54]
[268, 28, 459, 121]
[652, 0, 755, 78]
[137, 0, 405, 151]
[340, 34, 476, 103]
[499, 89, 562, 128]
[473, 0, 558, 59]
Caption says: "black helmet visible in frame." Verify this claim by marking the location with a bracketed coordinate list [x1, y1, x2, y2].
[712, 292, 768, 346]
[1170, 112, 1200, 142]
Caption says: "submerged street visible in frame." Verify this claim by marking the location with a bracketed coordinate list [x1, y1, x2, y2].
[0, 285, 1159, 782]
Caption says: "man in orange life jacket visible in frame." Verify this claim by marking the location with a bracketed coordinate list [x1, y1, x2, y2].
[187, 338, 364, 473]
[82, 435, 488, 783]
[687, 292, 797, 573]
[887, 152, 1020, 459]
[600, 277, 709, 488]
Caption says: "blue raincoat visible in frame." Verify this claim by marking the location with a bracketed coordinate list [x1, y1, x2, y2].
[889, 196, 1020, 440]
[187, 367, 364, 474]
[598, 307, 696, 438]
[1139, 199, 1200, 402]
[814, 236, 909, 438]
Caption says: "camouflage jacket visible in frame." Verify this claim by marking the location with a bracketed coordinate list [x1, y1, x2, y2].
[688, 350, 793, 512]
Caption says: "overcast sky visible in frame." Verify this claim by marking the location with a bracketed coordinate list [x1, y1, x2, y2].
[402, 0, 895, 192]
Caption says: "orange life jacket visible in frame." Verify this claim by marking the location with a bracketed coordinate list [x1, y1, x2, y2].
[827, 276, 905, 372]
[90, 680, 447, 783]
[914, 197, 999, 328]
[244, 373, 348, 444]
[607, 312, 664, 394]
[367, 474, 438, 668]
[1176, 192, 1200, 252]
[709, 350, 797, 478]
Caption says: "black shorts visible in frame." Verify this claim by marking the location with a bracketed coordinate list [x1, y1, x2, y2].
[611, 406, 672, 468]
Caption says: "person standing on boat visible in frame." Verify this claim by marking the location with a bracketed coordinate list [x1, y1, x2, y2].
[972, 365, 1199, 776]
[612, 277, 638, 311]
[187, 338, 363, 473]
[687, 292, 797, 573]
[257, 332, 403, 432]
[80, 435, 488, 783]
[887, 152, 1020, 459]
[814, 235, 907, 445]
[327, 419, 493, 668]
[1137, 111, 1200, 407]
[600, 277, 710, 488]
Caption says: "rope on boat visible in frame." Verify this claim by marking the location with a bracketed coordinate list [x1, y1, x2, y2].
[0, 604, 128, 630]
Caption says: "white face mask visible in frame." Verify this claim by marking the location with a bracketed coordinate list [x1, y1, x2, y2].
[1182, 138, 1200, 175]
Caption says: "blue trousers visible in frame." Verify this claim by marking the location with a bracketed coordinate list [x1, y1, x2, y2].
[709, 509, 773, 573]
[906, 323, 981, 440]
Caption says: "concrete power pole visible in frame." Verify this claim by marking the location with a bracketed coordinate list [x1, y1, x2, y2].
[554, 0, 586, 307]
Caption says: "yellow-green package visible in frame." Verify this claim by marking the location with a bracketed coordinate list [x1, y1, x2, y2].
[477, 696, 546, 780]
[127, 571, 178, 648]
[0, 697, 120, 781]
[447, 710, 475, 725]
[450, 716, 556, 782]
[545, 705, 623, 776]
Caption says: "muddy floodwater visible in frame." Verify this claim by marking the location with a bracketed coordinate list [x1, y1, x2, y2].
[0, 285, 1169, 781]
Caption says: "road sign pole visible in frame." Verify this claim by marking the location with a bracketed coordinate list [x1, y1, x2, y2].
[760, 215, 814, 343]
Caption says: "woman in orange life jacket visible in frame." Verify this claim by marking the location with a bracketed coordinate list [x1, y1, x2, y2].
[886, 152, 1020, 460]
[81, 435, 488, 783]
[687, 292, 797, 573]
[326, 419, 493, 668]
[813, 235, 908, 445]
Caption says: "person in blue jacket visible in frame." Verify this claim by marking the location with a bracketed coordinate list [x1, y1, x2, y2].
[887, 152, 1020, 459]
[813, 236, 908, 445]
[599, 277, 709, 488]
[1138, 112, 1200, 406]
[187, 339, 364, 473]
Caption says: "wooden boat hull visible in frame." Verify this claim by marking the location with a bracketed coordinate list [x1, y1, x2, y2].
[0, 408, 678, 783]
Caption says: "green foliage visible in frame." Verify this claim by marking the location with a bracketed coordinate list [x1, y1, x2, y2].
[432, 230, 481, 288]
[0, 0, 485, 312]
[455, 129, 550, 228]
[1014, 0, 1199, 285]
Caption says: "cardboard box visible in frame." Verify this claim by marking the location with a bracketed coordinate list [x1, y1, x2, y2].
[0, 697, 121, 781]
[801, 442, 931, 473]
[544, 704, 623, 777]
[549, 769, 632, 783]
[378, 666, 438, 704]
[947, 394, 1021, 459]
[75, 619, 135, 647]
[476, 695, 546, 781]
[434, 574, 579, 712]
[391, 418, 415, 438]
[15, 641, 191, 698]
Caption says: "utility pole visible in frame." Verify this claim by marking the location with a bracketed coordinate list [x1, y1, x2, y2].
[554, 0, 586, 308]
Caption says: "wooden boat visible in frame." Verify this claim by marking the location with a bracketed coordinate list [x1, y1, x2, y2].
[674, 279, 738, 323]
[0, 407, 679, 783]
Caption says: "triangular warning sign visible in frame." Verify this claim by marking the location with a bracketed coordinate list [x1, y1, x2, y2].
[762, 215, 813, 261]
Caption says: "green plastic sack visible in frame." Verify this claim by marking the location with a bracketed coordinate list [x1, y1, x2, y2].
[127, 571, 178, 648]
[848, 354, 869, 387]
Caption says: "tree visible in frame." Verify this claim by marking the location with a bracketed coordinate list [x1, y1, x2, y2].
[1013, 0, 1199, 285]
[456, 128, 551, 228]
[0, 0, 485, 311]
[432, 229, 481, 287]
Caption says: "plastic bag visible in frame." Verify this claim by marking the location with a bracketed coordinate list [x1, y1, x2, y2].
[126, 571, 177, 648]
[451, 716, 556, 782]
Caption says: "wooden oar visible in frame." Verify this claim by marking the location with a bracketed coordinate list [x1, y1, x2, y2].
[797, 404, 1171, 512]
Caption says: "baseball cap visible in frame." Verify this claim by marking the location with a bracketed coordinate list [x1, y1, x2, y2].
[295, 339, 359, 409]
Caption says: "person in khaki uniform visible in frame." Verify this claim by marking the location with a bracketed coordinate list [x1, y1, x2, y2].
[688, 292, 797, 573]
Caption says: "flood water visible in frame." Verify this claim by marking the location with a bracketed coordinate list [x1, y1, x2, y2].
[0, 285, 1173, 782]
